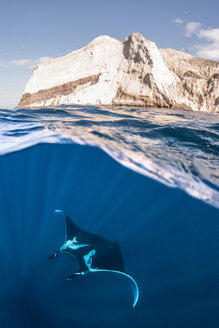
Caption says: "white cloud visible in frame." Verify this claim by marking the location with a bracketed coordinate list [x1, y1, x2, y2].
[35, 57, 53, 65]
[10, 59, 32, 67]
[0, 56, 53, 69]
[199, 28, 219, 42]
[196, 46, 219, 61]
[185, 21, 202, 37]
[171, 19, 219, 61]
[173, 18, 184, 24]
[196, 28, 219, 61]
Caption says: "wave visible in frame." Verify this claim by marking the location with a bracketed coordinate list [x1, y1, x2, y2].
[0, 106, 219, 208]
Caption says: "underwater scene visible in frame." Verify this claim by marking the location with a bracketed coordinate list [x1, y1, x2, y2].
[0, 105, 219, 327]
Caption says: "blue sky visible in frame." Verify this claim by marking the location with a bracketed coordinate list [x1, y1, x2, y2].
[0, 0, 218, 108]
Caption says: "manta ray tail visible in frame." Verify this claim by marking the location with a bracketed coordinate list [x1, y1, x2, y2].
[89, 269, 139, 307]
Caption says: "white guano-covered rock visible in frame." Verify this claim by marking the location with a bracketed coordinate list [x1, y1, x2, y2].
[18, 33, 219, 112]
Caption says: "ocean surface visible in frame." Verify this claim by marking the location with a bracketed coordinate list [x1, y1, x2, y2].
[0, 105, 219, 328]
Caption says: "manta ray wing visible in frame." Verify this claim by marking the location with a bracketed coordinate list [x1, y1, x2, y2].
[55, 210, 79, 241]
[65, 215, 79, 241]
[63, 211, 116, 247]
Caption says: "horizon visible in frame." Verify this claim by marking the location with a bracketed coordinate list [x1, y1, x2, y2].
[0, 0, 218, 109]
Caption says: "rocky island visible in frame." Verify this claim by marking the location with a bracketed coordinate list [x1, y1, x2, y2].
[18, 33, 219, 112]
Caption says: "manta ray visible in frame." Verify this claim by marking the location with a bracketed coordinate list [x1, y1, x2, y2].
[49, 210, 139, 307]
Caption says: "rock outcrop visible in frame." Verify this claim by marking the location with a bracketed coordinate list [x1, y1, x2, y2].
[18, 33, 219, 112]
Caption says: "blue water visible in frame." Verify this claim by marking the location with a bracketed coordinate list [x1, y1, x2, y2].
[0, 105, 219, 327]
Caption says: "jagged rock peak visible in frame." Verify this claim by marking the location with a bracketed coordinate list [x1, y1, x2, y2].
[124, 32, 151, 43]
[123, 33, 154, 63]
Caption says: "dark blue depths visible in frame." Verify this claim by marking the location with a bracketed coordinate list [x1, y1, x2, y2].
[0, 143, 218, 328]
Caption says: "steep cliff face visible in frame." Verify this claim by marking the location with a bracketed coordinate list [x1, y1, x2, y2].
[18, 33, 219, 112]
[160, 48, 219, 112]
